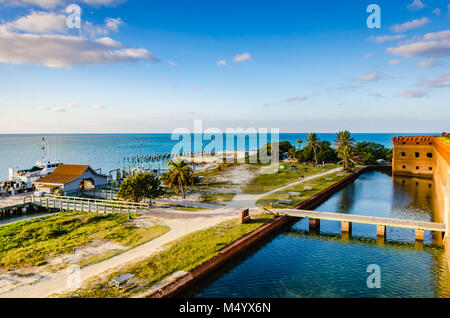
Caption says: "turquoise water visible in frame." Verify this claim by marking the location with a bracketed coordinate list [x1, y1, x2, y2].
[189, 171, 449, 298]
[0, 133, 436, 180]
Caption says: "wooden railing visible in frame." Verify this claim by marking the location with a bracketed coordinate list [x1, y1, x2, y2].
[32, 195, 149, 213]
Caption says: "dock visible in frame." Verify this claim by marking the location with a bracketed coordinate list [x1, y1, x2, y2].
[274, 209, 446, 241]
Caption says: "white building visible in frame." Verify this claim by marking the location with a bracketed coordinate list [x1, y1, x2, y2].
[33, 164, 108, 194]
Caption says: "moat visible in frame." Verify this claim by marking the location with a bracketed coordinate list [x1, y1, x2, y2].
[187, 170, 450, 298]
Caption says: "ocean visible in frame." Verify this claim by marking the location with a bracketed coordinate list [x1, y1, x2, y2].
[0, 133, 438, 181]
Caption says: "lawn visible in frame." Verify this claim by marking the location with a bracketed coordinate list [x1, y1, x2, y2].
[61, 214, 275, 298]
[242, 163, 338, 194]
[437, 136, 450, 145]
[0, 212, 169, 271]
[256, 171, 351, 208]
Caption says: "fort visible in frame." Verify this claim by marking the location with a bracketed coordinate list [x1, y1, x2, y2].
[392, 135, 450, 267]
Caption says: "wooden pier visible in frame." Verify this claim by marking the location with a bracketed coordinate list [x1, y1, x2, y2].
[275, 209, 446, 241]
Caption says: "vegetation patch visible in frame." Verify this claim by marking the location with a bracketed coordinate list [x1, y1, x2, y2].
[0, 212, 169, 271]
[243, 163, 337, 194]
[256, 171, 351, 208]
[60, 214, 275, 298]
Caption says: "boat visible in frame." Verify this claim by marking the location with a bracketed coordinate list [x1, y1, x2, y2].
[7, 137, 62, 191]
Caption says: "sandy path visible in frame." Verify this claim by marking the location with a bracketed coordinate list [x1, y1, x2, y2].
[0, 215, 235, 298]
[226, 167, 342, 209]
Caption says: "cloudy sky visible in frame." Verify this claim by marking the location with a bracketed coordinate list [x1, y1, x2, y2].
[0, 0, 449, 133]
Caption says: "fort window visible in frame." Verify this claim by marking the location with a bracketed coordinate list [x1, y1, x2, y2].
[401, 152, 406, 157]
[427, 153, 433, 158]
[416, 166, 419, 170]
[415, 152, 420, 158]
[429, 167, 433, 171]
[402, 165, 406, 169]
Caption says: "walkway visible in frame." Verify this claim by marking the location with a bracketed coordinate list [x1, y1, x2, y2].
[226, 167, 342, 209]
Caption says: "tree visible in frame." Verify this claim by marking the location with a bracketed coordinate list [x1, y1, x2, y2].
[118, 172, 162, 202]
[337, 145, 357, 172]
[354, 141, 392, 165]
[306, 133, 321, 164]
[258, 141, 293, 161]
[162, 160, 195, 198]
[333, 131, 355, 151]
[296, 139, 303, 149]
[288, 147, 297, 161]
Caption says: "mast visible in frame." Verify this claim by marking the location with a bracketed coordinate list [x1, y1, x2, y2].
[41, 137, 46, 163]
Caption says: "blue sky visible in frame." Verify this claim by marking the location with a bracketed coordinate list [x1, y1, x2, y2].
[0, 0, 449, 133]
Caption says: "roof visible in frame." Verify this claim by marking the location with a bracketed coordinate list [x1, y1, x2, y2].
[34, 164, 106, 185]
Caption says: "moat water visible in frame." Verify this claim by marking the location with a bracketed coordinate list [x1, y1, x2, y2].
[189, 170, 450, 298]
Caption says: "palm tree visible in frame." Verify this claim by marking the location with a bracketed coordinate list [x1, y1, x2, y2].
[163, 160, 195, 198]
[306, 133, 321, 165]
[288, 148, 297, 161]
[337, 145, 357, 172]
[333, 131, 355, 151]
[296, 139, 303, 150]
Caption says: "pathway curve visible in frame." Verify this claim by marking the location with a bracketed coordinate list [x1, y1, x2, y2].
[226, 167, 342, 209]
[0, 215, 235, 298]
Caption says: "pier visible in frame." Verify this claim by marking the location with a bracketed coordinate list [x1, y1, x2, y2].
[275, 209, 446, 241]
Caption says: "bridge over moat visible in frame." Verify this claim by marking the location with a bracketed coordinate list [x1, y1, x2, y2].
[271, 209, 446, 242]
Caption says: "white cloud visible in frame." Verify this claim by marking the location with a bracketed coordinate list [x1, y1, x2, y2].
[168, 60, 179, 67]
[0, 0, 125, 9]
[281, 96, 308, 103]
[192, 86, 200, 92]
[1, 11, 67, 34]
[417, 58, 439, 68]
[363, 52, 374, 59]
[423, 30, 450, 41]
[390, 17, 430, 33]
[233, 52, 252, 62]
[94, 36, 121, 47]
[0, 30, 158, 67]
[387, 39, 450, 57]
[354, 71, 380, 83]
[104, 17, 123, 32]
[80, 0, 125, 6]
[432, 8, 441, 15]
[37, 106, 66, 112]
[369, 35, 405, 43]
[407, 0, 426, 11]
[388, 59, 403, 65]
[66, 102, 77, 108]
[420, 71, 450, 87]
[216, 60, 227, 67]
[92, 104, 106, 110]
[395, 90, 428, 98]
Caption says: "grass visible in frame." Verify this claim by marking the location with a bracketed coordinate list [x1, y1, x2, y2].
[437, 136, 450, 145]
[0, 212, 169, 271]
[256, 171, 351, 208]
[242, 163, 338, 194]
[61, 214, 275, 298]
[198, 192, 237, 203]
[169, 206, 210, 212]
